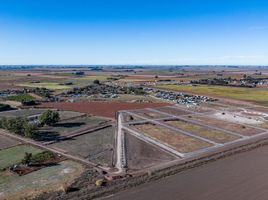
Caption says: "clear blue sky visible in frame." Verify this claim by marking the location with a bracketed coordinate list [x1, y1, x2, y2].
[0, 0, 268, 65]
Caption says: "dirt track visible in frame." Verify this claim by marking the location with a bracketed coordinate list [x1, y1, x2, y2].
[106, 144, 268, 200]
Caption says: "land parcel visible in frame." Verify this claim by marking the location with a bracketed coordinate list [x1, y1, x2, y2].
[157, 84, 268, 106]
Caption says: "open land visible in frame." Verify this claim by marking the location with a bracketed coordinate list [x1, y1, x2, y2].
[40, 102, 170, 118]
[49, 126, 115, 166]
[0, 160, 84, 200]
[1, 66, 268, 200]
[0, 145, 43, 170]
[106, 144, 268, 200]
[157, 84, 268, 106]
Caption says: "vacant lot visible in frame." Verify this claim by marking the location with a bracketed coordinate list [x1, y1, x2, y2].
[0, 145, 43, 169]
[125, 132, 177, 170]
[157, 84, 268, 106]
[0, 160, 84, 200]
[132, 123, 211, 153]
[164, 119, 240, 144]
[0, 134, 21, 150]
[50, 126, 115, 166]
[132, 109, 168, 119]
[37, 115, 107, 141]
[121, 112, 144, 123]
[154, 106, 192, 116]
[58, 111, 86, 121]
[190, 115, 263, 136]
[0, 109, 48, 118]
[41, 102, 170, 118]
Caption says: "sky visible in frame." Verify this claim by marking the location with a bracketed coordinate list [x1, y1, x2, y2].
[0, 0, 268, 65]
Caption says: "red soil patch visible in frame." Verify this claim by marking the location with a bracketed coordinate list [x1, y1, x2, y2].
[40, 102, 170, 118]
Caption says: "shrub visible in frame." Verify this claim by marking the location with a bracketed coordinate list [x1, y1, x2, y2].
[0, 104, 12, 112]
[39, 110, 60, 126]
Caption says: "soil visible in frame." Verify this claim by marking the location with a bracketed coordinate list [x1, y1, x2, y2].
[125, 133, 177, 171]
[40, 102, 170, 118]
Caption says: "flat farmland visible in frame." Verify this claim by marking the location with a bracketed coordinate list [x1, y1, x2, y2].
[41, 102, 170, 118]
[164, 119, 240, 144]
[17, 82, 71, 90]
[125, 132, 177, 170]
[190, 115, 263, 136]
[131, 123, 211, 153]
[157, 84, 268, 106]
[0, 145, 43, 170]
[49, 126, 115, 166]
[107, 144, 268, 200]
[0, 160, 84, 200]
[0, 134, 21, 150]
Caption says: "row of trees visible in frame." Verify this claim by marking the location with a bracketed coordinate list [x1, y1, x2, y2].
[0, 117, 36, 138]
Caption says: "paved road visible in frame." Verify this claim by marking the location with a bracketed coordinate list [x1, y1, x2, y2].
[105, 144, 268, 200]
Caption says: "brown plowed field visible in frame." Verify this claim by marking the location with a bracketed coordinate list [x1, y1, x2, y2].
[40, 102, 169, 118]
[107, 144, 268, 200]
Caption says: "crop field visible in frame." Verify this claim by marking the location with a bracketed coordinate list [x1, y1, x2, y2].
[17, 82, 72, 90]
[41, 102, 170, 118]
[131, 123, 211, 153]
[78, 75, 110, 81]
[157, 84, 268, 106]
[0, 160, 84, 200]
[49, 126, 115, 166]
[164, 119, 240, 143]
[0, 134, 21, 150]
[5, 93, 35, 102]
[37, 115, 107, 141]
[0, 145, 43, 169]
[190, 115, 264, 136]
[0, 109, 48, 118]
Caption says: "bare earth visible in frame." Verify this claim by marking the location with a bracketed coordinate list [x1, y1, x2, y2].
[106, 144, 268, 200]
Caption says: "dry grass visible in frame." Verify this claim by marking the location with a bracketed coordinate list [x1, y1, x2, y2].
[165, 119, 239, 143]
[133, 123, 211, 153]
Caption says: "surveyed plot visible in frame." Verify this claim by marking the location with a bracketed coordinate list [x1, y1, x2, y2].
[163, 119, 240, 144]
[131, 123, 212, 153]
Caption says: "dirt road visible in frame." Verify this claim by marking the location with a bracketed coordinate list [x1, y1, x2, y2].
[106, 144, 268, 200]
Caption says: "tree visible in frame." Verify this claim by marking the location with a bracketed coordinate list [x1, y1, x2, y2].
[39, 110, 60, 126]
[21, 152, 32, 165]
[93, 79, 100, 84]
[23, 123, 37, 138]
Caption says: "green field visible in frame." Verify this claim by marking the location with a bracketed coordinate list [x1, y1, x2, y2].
[0, 160, 84, 200]
[0, 145, 43, 169]
[79, 75, 109, 81]
[157, 84, 268, 106]
[17, 82, 71, 90]
[5, 93, 35, 102]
